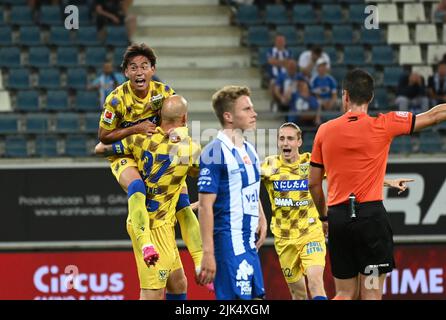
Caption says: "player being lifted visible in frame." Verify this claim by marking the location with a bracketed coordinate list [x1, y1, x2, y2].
[97, 44, 202, 282]
[96, 95, 201, 300]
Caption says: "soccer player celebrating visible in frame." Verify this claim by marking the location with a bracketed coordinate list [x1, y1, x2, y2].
[96, 95, 201, 300]
[197, 85, 267, 300]
[97, 44, 203, 281]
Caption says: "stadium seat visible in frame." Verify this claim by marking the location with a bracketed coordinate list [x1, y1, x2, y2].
[0, 0, 27, 4]
[105, 26, 129, 46]
[390, 136, 412, 154]
[419, 130, 442, 153]
[427, 45, 446, 64]
[16, 90, 40, 112]
[303, 26, 326, 45]
[113, 46, 127, 67]
[75, 26, 100, 46]
[376, 4, 398, 23]
[85, 47, 107, 67]
[359, 28, 384, 45]
[257, 47, 268, 66]
[275, 25, 298, 46]
[370, 88, 389, 110]
[235, 5, 261, 26]
[10, 6, 33, 25]
[0, 9, 4, 26]
[246, 26, 271, 47]
[65, 135, 89, 157]
[48, 26, 73, 46]
[0, 114, 19, 134]
[399, 45, 422, 65]
[37, 68, 61, 90]
[66, 68, 88, 90]
[403, 3, 426, 23]
[5, 136, 28, 158]
[387, 25, 410, 44]
[28, 46, 51, 68]
[331, 25, 354, 45]
[301, 132, 316, 153]
[415, 24, 438, 44]
[331, 66, 348, 83]
[45, 90, 69, 111]
[371, 46, 395, 65]
[24, 114, 48, 134]
[321, 4, 344, 24]
[0, 26, 13, 46]
[348, 4, 367, 24]
[7, 68, 30, 90]
[39, 5, 62, 26]
[342, 46, 366, 66]
[56, 47, 79, 67]
[54, 113, 80, 133]
[35, 135, 59, 157]
[292, 5, 317, 25]
[84, 113, 99, 133]
[74, 90, 100, 111]
[0, 47, 21, 68]
[78, 5, 92, 25]
[288, 46, 306, 60]
[265, 5, 289, 26]
[412, 65, 433, 82]
[383, 66, 404, 87]
[18, 26, 42, 46]
[324, 46, 338, 64]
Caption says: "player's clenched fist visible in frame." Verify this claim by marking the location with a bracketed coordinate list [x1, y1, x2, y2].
[142, 244, 159, 267]
[134, 121, 157, 135]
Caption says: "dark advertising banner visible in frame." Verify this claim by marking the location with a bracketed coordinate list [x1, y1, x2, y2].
[0, 160, 445, 243]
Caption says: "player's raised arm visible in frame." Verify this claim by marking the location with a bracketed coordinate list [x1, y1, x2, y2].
[98, 122, 156, 144]
[95, 138, 134, 157]
[413, 103, 446, 132]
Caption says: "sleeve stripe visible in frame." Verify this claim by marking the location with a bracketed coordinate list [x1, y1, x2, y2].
[409, 113, 416, 135]
[310, 161, 324, 169]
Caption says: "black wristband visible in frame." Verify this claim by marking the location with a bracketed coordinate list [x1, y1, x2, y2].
[319, 215, 328, 222]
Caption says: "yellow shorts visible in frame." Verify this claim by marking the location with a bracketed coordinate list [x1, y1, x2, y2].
[274, 231, 326, 284]
[109, 156, 138, 183]
[127, 222, 183, 290]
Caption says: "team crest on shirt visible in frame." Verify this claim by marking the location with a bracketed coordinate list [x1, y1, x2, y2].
[299, 163, 309, 176]
[158, 270, 168, 281]
[150, 94, 164, 110]
[120, 159, 127, 166]
[243, 155, 252, 165]
[110, 97, 119, 107]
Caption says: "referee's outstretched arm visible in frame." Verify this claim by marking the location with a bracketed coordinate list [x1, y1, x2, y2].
[413, 103, 446, 132]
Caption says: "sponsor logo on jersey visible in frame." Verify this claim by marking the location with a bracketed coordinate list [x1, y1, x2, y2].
[273, 179, 308, 191]
[200, 168, 210, 176]
[396, 111, 409, 118]
[236, 260, 254, 296]
[103, 110, 115, 124]
[274, 198, 310, 207]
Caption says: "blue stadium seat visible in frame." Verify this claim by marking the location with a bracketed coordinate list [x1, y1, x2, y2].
[343, 46, 366, 65]
[74, 90, 100, 112]
[0, 26, 13, 45]
[55, 113, 80, 133]
[37, 68, 61, 90]
[5, 136, 28, 158]
[0, 9, 4, 26]
[48, 26, 73, 46]
[371, 46, 395, 65]
[324, 46, 338, 64]
[46, 90, 69, 111]
[332, 25, 354, 45]
[265, 4, 289, 26]
[65, 135, 89, 157]
[56, 47, 79, 67]
[113, 46, 127, 67]
[246, 26, 271, 47]
[66, 68, 88, 90]
[0, 47, 21, 68]
[348, 4, 367, 24]
[235, 5, 261, 26]
[321, 5, 344, 24]
[18, 26, 42, 46]
[370, 88, 389, 110]
[303, 26, 326, 45]
[331, 66, 348, 83]
[35, 135, 59, 157]
[78, 5, 92, 25]
[0, 0, 27, 4]
[39, 5, 62, 26]
[85, 113, 99, 133]
[276, 25, 298, 46]
[25, 114, 48, 134]
[383, 66, 404, 87]
[7, 68, 30, 90]
[84, 47, 107, 67]
[0, 114, 19, 134]
[360, 28, 385, 45]
[16, 90, 40, 112]
[257, 47, 269, 66]
[288, 46, 306, 60]
[390, 135, 412, 154]
[75, 26, 100, 46]
[419, 131, 443, 153]
[301, 132, 316, 153]
[10, 6, 33, 25]
[292, 5, 317, 25]
[28, 46, 51, 68]
[105, 26, 128, 46]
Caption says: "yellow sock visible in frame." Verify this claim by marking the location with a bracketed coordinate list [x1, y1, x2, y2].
[176, 206, 203, 268]
[128, 180, 152, 250]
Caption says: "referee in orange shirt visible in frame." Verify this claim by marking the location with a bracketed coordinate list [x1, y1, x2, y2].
[309, 69, 446, 300]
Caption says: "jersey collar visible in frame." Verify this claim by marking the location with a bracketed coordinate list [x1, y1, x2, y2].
[217, 130, 246, 151]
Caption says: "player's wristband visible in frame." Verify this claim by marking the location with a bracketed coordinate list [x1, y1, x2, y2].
[319, 215, 328, 222]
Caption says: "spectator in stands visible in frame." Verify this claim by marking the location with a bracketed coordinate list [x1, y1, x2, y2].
[395, 72, 429, 113]
[298, 46, 330, 80]
[287, 81, 320, 127]
[427, 61, 446, 105]
[310, 57, 337, 111]
[95, 0, 136, 39]
[89, 61, 126, 106]
[433, 0, 446, 22]
[272, 59, 300, 112]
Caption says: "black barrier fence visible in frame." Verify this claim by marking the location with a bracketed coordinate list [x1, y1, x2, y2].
[0, 159, 445, 243]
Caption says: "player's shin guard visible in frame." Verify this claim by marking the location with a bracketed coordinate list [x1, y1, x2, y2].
[165, 293, 187, 300]
[128, 180, 152, 249]
[175, 197, 203, 269]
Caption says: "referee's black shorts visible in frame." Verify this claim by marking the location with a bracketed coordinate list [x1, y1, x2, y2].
[327, 201, 395, 279]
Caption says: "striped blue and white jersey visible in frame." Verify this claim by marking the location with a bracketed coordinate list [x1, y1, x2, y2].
[198, 131, 261, 256]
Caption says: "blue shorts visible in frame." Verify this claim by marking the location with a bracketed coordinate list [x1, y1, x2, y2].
[214, 249, 265, 300]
